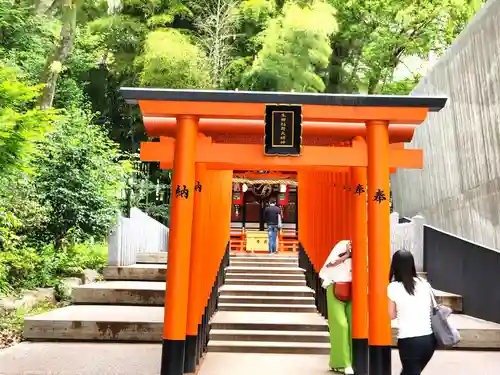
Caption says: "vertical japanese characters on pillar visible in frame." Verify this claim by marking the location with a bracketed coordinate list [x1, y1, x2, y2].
[194, 181, 202, 192]
[373, 189, 386, 203]
[176, 185, 190, 199]
[355, 184, 366, 196]
[366, 120, 392, 375]
[184, 164, 206, 374]
[161, 116, 199, 375]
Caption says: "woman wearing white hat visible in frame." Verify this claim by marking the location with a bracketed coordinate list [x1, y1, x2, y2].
[319, 240, 354, 375]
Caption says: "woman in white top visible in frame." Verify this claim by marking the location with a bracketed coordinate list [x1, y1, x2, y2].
[319, 240, 354, 375]
[387, 250, 436, 375]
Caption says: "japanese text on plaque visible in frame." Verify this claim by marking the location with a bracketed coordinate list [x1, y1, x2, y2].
[272, 111, 293, 147]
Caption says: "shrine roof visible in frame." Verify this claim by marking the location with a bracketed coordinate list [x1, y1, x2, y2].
[121, 87, 447, 112]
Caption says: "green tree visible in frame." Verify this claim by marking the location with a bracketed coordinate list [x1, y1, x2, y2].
[242, 1, 337, 92]
[326, 0, 483, 94]
[0, 62, 57, 174]
[34, 108, 126, 247]
[232, 0, 276, 58]
[136, 28, 211, 88]
[38, 0, 84, 109]
[221, 0, 276, 89]
[0, 0, 57, 82]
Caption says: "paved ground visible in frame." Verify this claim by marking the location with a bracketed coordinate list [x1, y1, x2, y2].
[1, 342, 499, 375]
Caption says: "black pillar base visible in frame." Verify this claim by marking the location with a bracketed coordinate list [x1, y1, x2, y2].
[196, 323, 202, 365]
[368, 345, 391, 375]
[352, 338, 368, 375]
[183, 335, 197, 373]
[161, 339, 186, 375]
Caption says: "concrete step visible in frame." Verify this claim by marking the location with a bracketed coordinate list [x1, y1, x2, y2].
[218, 303, 316, 313]
[210, 311, 328, 332]
[212, 311, 500, 349]
[218, 295, 315, 305]
[230, 261, 298, 268]
[24, 305, 163, 341]
[207, 340, 330, 354]
[224, 279, 306, 287]
[230, 255, 298, 263]
[391, 314, 500, 349]
[72, 281, 165, 305]
[210, 329, 330, 343]
[434, 289, 462, 313]
[219, 285, 314, 298]
[225, 272, 304, 280]
[136, 252, 168, 264]
[23, 305, 500, 348]
[226, 266, 304, 275]
[103, 264, 166, 281]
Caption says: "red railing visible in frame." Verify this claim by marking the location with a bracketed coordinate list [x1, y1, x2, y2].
[229, 227, 298, 253]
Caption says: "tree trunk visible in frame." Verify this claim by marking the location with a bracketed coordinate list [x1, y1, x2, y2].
[38, 0, 80, 109]
[367, 75, 379, 94]
[326, 40, 348, 93]
[45, 0, 60, 15]
[33, 0, 43, 13]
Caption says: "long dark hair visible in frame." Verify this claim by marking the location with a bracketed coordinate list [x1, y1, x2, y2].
[389, 250, 417, 295]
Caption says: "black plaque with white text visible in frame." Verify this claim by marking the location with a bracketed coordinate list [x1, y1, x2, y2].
[264, 104, 302, 156]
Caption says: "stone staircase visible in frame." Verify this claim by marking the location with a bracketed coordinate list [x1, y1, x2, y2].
[208, 253, 500, 353]
[208, 254, 330, 354]
[23, 252, 500, 350]
[24, 257, 168, 341]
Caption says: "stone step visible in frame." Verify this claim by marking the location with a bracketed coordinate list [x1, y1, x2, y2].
[218, 295, 315, 305]
[72, 281, 459, 313]
[207, 340, 330, 354]
[210, 311, 328, 332]
[24, 305, 163, 341]
[230, 261, 298, 268]
[23, 305, 500, 348]
[224, 279, 306, 287]
[391, 314, 500, 349]
[226, 266, 304, 275]
[218, 303, 316, 313]
[209, 329, 330, 343]
[225, 272, 304, 281]
[136, 252, 168, 264]
[434, 289, 462, 313]
[219, 285, 314, 298]
[103, 264, 166, 281]
[72, 281, 165, 305]
[230, 255, 298, 263]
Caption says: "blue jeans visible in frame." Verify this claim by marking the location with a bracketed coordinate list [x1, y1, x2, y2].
[268, 225, 278, 253]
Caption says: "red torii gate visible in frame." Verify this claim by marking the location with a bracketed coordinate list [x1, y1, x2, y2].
[121, 87, 446, 375]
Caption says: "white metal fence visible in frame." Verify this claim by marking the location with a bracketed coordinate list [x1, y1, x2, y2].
[390, 212, 425, 272]
[107, 209, 422, 268]
[108, 208, 169, 266]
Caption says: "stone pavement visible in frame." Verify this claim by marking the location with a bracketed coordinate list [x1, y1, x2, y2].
[1, 342, 500, 375]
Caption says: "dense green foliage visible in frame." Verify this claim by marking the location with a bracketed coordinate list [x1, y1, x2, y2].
[0, 61, 121, 294]
[0, 0, 484, 294]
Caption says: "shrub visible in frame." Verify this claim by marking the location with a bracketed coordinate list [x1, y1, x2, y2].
[0, 242, 108, 295]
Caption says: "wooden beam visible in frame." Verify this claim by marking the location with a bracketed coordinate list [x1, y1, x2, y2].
[138, 101, 429, 124]
[142, 138, 423, 170]
[158, 161, 350, 172]
[142, 117, 417, 143]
